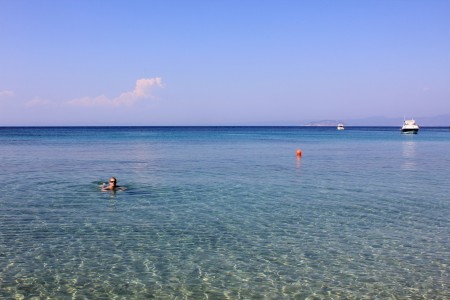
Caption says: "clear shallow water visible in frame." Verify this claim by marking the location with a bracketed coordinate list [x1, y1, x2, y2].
[0, 126, 449, 299]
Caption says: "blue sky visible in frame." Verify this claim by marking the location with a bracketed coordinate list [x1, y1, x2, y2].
[1, 0, 449, 125]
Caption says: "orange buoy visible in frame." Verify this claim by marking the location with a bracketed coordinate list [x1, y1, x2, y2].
[296, 149, 302, 157]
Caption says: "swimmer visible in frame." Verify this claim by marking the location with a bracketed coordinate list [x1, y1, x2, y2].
[101, 177, 127, 192]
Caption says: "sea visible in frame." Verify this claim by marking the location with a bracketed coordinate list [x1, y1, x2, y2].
[0, 126, 449, 299]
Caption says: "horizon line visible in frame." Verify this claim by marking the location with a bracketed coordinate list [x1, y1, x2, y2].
[1, 125, 449, 128]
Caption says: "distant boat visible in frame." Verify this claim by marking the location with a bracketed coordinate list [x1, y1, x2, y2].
[401, 118, 419, 134]
[337, 123, 344, 130]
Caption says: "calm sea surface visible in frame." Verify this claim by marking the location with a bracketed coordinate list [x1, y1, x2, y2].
[1, 126, 449, 299]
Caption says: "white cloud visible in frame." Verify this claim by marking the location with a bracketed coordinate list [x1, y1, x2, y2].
[0, 90, 14, 98]
[68, 78, 163, 107]
[25, 97, 50, 107]
[67, 95, 110, 107]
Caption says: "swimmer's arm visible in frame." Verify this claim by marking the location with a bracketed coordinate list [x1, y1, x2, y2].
[100, 186, 127, 192]
[101, 184, 113, 192]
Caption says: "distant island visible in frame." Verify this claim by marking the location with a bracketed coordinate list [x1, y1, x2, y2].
[301, 114, 449, 127]
[304, 120, 341, 126]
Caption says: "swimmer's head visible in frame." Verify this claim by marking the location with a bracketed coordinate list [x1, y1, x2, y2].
[109, 177, 117, 186]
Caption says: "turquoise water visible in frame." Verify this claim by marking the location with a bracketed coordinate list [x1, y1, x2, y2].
[1, 126, 449, 299]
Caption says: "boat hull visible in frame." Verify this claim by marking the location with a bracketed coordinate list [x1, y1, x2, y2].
[401, 128, 418, 134]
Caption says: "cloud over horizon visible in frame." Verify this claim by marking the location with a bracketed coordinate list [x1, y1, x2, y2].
[67, 78, 163, 107]
[25, 97, 50, 107]
[0, 90, 14, 98]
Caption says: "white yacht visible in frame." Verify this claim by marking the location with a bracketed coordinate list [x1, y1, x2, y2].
[337, 123, 344, 130]
[401, 119, 419, 134]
